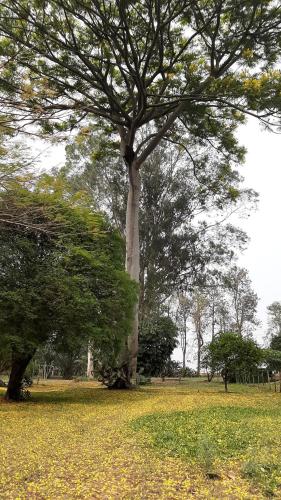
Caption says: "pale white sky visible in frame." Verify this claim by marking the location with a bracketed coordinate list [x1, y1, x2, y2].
[236, 118, 281, 343]
[36, 116, 280, 354]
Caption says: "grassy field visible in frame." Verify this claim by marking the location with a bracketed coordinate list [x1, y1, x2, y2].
[1, 378, 281, 499]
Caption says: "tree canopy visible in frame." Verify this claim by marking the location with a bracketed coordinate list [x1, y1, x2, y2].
[1, 1, 281, 136]
[203, 332, 262, 391]
[0, 180, 137, 399]
[138, 315, 178, 377]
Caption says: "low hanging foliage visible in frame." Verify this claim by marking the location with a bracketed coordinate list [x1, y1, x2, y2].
[0, 179, 137, 400]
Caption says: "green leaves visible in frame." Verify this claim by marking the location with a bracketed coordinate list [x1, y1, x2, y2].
[0, 0, 280, 136]
[0, 165, 137, 370]
[203, 333, 262, 388]
[138, 315, 178, 376]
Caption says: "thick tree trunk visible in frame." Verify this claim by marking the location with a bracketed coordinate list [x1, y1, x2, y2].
[224, 372, 228, 392]
[101, 144, 141, 389]
[62, 356, 74, 380]
[5, 353, 33, 401]
[222, 369, 229, 392]
[138, 267, 145, 326]
[125, 162, 141, 381]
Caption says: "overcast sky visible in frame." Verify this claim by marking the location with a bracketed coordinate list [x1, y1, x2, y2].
[235, 117, 281, 343]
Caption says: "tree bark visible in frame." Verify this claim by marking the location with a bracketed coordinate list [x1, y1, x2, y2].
[197, 340, 201, 377]
[211, 300, 215, 341]
[196, 330, 203, 377]
[182, 319, 187, 372]
[62, 355, 74, 379]
[224, 370, 228, 392]
[224, 377, 228, 392]
[125, 161, 141, 381]
[182, 344, 186, 372]
[5, 352, 34, 401]
[138, 267, 145, 326]
[87, 342, 94, 379]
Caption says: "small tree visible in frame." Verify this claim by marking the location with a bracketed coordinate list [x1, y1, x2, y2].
[203, 332, 262, 392]
[263, 349, 281, 373]
[265, 340, 281, 390]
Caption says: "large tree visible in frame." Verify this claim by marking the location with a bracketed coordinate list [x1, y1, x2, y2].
[0, 0, 280, 383]
[0, 185, 136, 400]
[63, 138, 252, 321]
[64, 139, 253, 378]
[223, 266, 259, 336]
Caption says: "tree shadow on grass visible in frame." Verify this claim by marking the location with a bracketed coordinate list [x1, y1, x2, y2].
[1, 381, 274, 406]
[14, 385, 156, 406]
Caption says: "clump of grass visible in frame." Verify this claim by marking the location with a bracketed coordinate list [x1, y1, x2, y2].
[197, 436, 220, 479]
[242, 459, 279, 497]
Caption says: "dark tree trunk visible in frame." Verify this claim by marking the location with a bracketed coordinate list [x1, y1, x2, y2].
[5, 353, 34, 401]
[224, 377, 228, 392]
[62, 358, 74, 380]
[224, 370, 228, 392]
[108, 376, 131, 389]
[98, 363, 133, 389]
